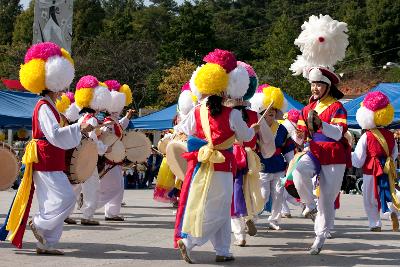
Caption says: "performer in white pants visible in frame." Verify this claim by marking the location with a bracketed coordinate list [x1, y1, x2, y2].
[351, 91, 399, 231]
[174, 50, 258, 263]
[250, 84, 295, 230]
[97, 80, 134, 221]
[10, 42, 92, 255]
[72, 75, 112, 225]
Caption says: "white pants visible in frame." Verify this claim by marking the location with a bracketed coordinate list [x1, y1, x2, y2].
[259, 171, 285, 223]
[33, 171, 76, 247]
[281, 190, 300, 214]
[80, 170, 100, 219]
[292, 154, 345, 238]
[361, 174, 400, 228]
[182, 171, 233, 256]
[231, 217, 246, 241]
[98, 165, 124, 217]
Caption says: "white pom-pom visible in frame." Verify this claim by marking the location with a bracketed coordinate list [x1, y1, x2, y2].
[65, 103, 81, 122]
[189, 66, 203, 101]
[294, 14, 349, 67]
[91, 85, 112, 111]
[290, 55, 311, 77]
[45, 56, 75, 92]
[249, 92, 266, 113]
[226, 65, 250, 99]
[356, 106, 376, 129]
[108, 90, 126, 113]
[282, 119, 296, 136]
[178, 90, 194, 116]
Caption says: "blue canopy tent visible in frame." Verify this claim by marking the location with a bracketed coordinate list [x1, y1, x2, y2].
[131, 94, 304, 130]
[344, 83, 400, 129]
[0, 90, 39, 129]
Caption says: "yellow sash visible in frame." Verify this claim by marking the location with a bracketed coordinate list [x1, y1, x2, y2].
[6, 140, 38, 240]
[314, 96, 336, 115]
[370, 129, 400, 209]
[243, 148, 264, 218]
[182, 102, 235, 237]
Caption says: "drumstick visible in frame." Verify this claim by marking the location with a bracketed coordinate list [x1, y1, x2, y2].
[94, 121, 115, 130]
[257, 101, 274, 125]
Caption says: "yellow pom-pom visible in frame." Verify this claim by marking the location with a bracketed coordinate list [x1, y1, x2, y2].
[194, 63, 229, 95]
[0, 131, 5, 142]
[19, 59, 46, 94]
[61, 48, 74, 65]
[56, 94, 71, 113]
[262, 86, 285, 111]
[191, 93, 198, 103]
[374, 104, 394, 126]
[98, 82, 107, 88]
[75, 88, 93, 109]
[120, 84, 133, 105]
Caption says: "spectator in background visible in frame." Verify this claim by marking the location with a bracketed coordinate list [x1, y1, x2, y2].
[142, 147, 162, 188]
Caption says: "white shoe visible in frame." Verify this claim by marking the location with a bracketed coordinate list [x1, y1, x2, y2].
[268, 222, 281, 230]
[309, 236, 325, 255]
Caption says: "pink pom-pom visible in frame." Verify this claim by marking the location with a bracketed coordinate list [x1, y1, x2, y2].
[237, 61, 256, 77]
[256, 84, 270, 93]
[363, 91, 390, 111]
[65, 92, 75, 103]
[24, 42, 62, 63]
[181, 82, 190, 91]
[76, 75, 99, 90]
[318, 36, 325, 43]
[287, 109, 300, 123]
[104, 80, 121, 91]
[203, 49, 237, 73]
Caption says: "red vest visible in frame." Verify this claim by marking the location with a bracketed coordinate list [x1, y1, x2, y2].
[194, 105, 235, 172]
[363, 129, 395, 176]
[243, 109, 258, 150]
[32, 99, 66, 171]
[301, 101, 348, 165]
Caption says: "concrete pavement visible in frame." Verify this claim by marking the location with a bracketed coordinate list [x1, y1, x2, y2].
[0, 189, 399, 267]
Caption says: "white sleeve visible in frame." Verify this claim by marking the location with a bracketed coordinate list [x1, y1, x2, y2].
[284, 150, 295, 163]
[392, 141, 398, 161]
[351, 133, 367, 168]
[38, 105, 82, 150]
[321, 121, 343, 141]
[258, 115, 275, 158]
[174, 109, 196, 136]
[119, 116, 130, 130]
[229, 109, 255, 142]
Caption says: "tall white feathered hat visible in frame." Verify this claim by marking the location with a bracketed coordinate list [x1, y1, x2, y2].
[290, 14, 349, 94]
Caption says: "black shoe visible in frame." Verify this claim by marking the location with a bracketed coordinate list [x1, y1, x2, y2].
[105, 215, 125, 221]
[64, 217, 77, 224]
[216, 255, 235, 262]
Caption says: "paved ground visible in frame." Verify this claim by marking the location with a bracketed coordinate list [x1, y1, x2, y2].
[0, 189, 399, 267]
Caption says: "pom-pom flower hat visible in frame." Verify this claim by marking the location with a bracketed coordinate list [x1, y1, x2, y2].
[356, 91, 394, 129]
[104, 80, 133, 114]
[249, 84, 287, 119]
[75, 75, 111, 112]
[19, 42, 75, 94]
[178, 82, 197, 119]
[55, 92, 81, 123]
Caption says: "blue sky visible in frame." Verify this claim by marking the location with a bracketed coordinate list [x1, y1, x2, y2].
[20, 0, 186, 9]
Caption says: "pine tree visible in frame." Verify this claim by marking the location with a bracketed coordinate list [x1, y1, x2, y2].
[0, 0, 22, 45]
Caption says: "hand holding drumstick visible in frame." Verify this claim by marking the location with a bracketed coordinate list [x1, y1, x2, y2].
[250, 101, 275, 133]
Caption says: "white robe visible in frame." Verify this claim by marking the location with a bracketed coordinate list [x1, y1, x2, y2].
[97, 116, 130, 217]
[32, 96, 81, 248]
[176, 106, 255, 256]
[292, 122, 346, 239]
[351, 132, 398, 228]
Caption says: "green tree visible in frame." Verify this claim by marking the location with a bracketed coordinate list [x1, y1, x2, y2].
[0, 0, 22, 45]
[73, 0, 105, 48]
[12, 0, 34, 45]
[252, 14, 309, 103]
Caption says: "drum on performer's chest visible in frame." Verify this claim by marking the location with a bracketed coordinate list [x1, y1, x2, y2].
[166, 133, 188, 181]
[0, 142, 20, 191]
[122, 131, 152, 163]
[65, 138, 98, 184]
